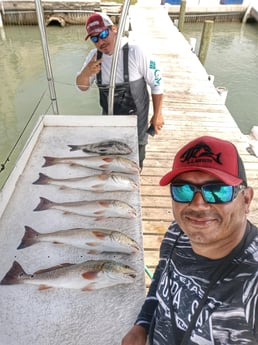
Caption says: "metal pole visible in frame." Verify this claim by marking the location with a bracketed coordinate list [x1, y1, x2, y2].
[107, 0, 131, 115]
[34, 0, 59, 114]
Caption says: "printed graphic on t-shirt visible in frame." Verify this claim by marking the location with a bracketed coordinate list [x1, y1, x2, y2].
[153, 257, 257, 344]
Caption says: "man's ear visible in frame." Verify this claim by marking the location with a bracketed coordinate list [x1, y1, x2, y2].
[244, 187, 254, 214]
[111, 25, 118, 34]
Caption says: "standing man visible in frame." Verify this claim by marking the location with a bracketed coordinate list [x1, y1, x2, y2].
[122, 136, 258, 344]
[76, 12, 164, 169]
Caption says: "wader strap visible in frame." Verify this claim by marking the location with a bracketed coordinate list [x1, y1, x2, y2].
[96, 50, 102, 85]
[123, 43, 129, 82]
[96, 43, 129, 85]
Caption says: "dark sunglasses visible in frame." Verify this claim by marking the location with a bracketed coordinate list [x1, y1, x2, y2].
[90, 29, 109, 43]
[170, 183, 245, 204]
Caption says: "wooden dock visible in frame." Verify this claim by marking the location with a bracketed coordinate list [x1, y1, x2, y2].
[129, 0, 258, 285]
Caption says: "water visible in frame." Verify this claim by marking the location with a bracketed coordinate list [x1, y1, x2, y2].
[182, 21, 258, 134]
[0, 21, 258, 187]
[0, 24, 100, 186]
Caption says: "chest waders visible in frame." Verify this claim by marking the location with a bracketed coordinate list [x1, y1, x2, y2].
[96, 44, 150, 168]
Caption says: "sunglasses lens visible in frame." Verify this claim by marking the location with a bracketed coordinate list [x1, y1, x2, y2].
[90, 29, 109, 43]
[90, 36, 98, 43]
[171, 184, 194, 203]
[202, 185, 233, 203]
[170, 184, 235, 204]
[99, 29, 109, 39]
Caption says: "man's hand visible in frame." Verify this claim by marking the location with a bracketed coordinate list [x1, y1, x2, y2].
[76, 53, 102, 91]
[150, 113, 164, 135]
[121, 325, 147, 345]
[85, 53, 102, 77]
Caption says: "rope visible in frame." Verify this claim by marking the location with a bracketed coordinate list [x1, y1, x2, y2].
[145, 265, 153, 279]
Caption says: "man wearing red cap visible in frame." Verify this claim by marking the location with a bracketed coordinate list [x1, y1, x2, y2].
[76, 12, 164, 169]
[122, 136, 258, 344]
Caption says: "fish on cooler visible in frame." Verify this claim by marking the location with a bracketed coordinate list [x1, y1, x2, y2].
[33, 197, 137, 219]
[42, 155, 139, 174]
[0, 260, 136, 291]
[33, 172, 138, 192]
[17, 226, 140, 254]
[68, 140, 132, 155]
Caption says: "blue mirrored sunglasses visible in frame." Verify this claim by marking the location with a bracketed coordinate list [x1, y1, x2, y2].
[90, 29, 109, 43]
[170, 183, 245, 204]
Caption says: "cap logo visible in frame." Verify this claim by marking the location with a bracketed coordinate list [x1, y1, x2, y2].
[87, 20, 100, 29]
[180, 142, 222, 165]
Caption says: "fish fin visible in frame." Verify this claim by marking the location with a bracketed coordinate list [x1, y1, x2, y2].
[99, 164, 109, 169]
[91, 184, 104, 191]
[94, 210, 105, 215]
[59, 185, 68, 190]
[35, 263, 73, 274]
[17, 226, 40, 249]
[87, 250, 101, 254]
[42, 156, 57, 167]
[86, 242, 99, 247]
[32, 172, 50, 185]
[33, 197, 53, 212]
[81, 284, 96, 291]
[38, 284, 53, 291]
[82, 271, 98, 280]
[0, 261, 27, 285]
[67, 145, 79, 152]
[92, 230, 108, 239]
[63, 211, 73, 215]
[98, 174, 110, 181]
[95, 217, 106, 221]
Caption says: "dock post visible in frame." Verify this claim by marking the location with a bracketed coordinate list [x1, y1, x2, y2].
[178, 0, 186, 33]
[0, 11, 6, 41]
[198, 20, 214, 65]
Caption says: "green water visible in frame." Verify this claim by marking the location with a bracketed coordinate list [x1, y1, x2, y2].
[183, 21, 258, 134]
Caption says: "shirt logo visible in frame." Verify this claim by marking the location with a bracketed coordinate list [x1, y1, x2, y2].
[149, 60, 156, 69]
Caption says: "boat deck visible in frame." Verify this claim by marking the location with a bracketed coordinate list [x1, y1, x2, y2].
[129, 0, 258, 286]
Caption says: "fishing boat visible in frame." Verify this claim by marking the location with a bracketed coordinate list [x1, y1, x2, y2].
[0, 1, 146, 344]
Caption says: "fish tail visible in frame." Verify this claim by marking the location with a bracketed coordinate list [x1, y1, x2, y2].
[42, 156, 57, 167]
[33, 197, 53, 212]
[0, 261, 27, 285]
[32, 173, 49, 185]
[17, 226, 40, 249]
[67, 145, 79, 152]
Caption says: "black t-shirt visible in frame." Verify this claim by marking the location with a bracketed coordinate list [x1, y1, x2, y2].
[136, 221, 258, 344]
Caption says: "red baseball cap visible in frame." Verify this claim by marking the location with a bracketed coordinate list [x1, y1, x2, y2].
[85, 13, 113, 40]
[160, 136, 247, 186]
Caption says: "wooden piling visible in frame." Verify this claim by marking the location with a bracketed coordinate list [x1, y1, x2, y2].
[198, 20, 214, 65]
[178, 0, 186, 32]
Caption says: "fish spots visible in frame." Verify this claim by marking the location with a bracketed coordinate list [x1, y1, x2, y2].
[82, 271, 98, 280]
[92, 231, 107, 239]
[98, 201, 110, 208]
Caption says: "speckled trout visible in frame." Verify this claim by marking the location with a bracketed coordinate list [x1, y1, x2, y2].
[17, 226, 140, 254]
[68, 140, 132, 155]
[0, 260, 136, 291]
[33, 172, 138, 192]
[42, 155, 139, 174]
[33, 197, 137, 219]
